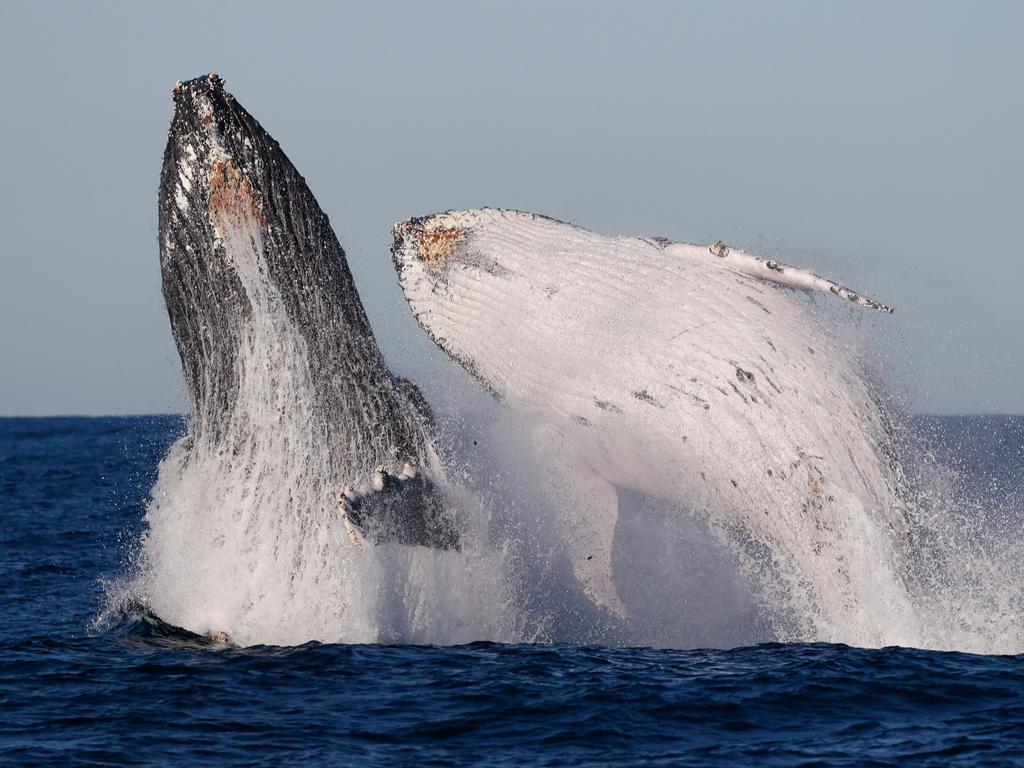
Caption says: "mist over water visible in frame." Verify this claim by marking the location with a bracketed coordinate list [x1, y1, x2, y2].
[116, 352, 1023, 653]
[124, 175, 1024, 652]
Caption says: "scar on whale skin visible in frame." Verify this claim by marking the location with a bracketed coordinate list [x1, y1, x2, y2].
[391, 219, 468, 270]
[414, 227, 465, 270]
[208, 160, 267, 233]
[632, 389, 665, 408]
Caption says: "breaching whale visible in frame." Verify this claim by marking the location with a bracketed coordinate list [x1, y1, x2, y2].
[392, 208, 912, 640]
[158, 74, 456, 552]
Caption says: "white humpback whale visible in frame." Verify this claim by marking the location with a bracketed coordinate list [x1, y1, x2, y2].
[392, 208, 913, 641]
[158, 75, 456, 553]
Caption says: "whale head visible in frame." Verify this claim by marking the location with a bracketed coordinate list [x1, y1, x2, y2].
[159, 74, 382, 432]
[391, 208, 579, 402]
[158, 74, 399, 450]
[158, 75, 457, 549]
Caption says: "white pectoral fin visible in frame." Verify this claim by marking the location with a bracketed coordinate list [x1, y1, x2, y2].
[531, 425, 626, 619]
[561, 471, 626, 619]
[695, 241, 894, 313]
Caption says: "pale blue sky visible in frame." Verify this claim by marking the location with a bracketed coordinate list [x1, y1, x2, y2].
[0, 1, 1020, 415]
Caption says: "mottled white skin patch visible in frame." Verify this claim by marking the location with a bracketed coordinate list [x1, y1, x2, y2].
[394, 209, 913, 644]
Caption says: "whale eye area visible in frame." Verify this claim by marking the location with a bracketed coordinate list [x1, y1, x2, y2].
[208, 160, 267, 232]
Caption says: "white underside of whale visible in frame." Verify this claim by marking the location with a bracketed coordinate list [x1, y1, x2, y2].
[395, 209, 913, 642]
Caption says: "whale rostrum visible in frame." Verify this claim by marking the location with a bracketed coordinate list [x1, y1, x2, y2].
[158, 74, 457, 550]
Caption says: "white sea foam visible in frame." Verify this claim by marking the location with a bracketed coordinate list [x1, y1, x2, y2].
[123, 362, 1022, 653]
[123, 202, 1021, 652]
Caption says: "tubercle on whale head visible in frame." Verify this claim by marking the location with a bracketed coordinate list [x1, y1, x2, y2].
[167, 73, 232, 140]
[171, 72, 226, 102]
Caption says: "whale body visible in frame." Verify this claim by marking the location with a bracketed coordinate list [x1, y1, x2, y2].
[392, 208, 914, 641]
[157, 74, 457, 554]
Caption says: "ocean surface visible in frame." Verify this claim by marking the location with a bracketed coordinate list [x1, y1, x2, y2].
[2, 415, 1023, 766]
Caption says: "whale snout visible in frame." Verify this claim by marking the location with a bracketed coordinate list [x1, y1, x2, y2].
[169, 73, 230, 130]
[160, 74, 270, 241]
[172, 72, 225, 102]
[391, 215, 468, 277]
[162, 73, 259, 189]
[160, 75, 231, 220]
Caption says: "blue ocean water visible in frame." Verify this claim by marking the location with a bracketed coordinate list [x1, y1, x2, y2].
[1, 416, 1023, 766]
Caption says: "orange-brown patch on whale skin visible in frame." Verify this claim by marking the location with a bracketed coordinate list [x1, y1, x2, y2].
[208, 160, 267, 231]
[416, 227, 464, 269]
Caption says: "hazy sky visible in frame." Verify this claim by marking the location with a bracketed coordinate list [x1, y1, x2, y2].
[0, 1, 1020, 415]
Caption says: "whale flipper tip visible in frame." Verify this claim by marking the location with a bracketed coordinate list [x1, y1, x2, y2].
[338, 467, 459, 551]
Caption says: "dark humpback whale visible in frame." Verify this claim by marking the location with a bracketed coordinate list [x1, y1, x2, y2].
[158, 74, 456, 550]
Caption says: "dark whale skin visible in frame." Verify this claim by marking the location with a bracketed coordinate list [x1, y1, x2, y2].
[157, 74, 455, 548]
